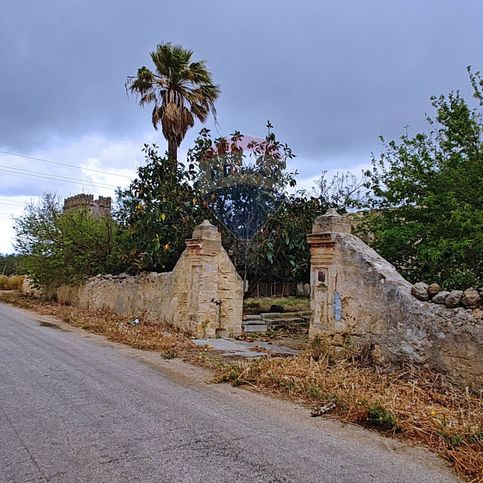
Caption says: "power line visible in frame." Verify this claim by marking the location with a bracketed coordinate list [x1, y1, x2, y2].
[0, 200, 27, 207]
[0, 168, 75, 190]
[0, 168, 113, 191]
[0, 166, 118, 190]
[0, 197, 27, 204]
[0, 149, 133, 180]
[0, 163, 117, 188]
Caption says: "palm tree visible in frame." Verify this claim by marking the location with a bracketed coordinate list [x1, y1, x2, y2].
[127, 43, 220, 165]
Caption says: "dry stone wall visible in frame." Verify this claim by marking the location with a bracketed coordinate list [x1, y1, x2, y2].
[55, 221, 243, 338]
[308, 209, 482, 390]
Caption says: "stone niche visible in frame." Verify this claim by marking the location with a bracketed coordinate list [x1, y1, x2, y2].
[56, 220, 243, 338]
[308, 209, 482, 390]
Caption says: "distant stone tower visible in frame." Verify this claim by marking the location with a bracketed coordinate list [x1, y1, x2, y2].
[63, 194, 112, 217]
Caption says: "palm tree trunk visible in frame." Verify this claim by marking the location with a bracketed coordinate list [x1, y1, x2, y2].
[168, 138, 178, 168]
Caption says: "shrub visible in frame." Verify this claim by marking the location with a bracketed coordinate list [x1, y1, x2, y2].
[0, 275, 24, 290]
[367, 405, 398, 431]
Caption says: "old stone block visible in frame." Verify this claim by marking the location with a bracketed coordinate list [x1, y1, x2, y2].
[427, 283, 441, 298]
[432, 291, 450, 304]
[445, 290, 463, 308]
[411, 282, 429, 301]
[461, 288, 480, 309]
[243, 324, 268, 333]
[243, 315, 262, 321]
[312, 209, 352, 234]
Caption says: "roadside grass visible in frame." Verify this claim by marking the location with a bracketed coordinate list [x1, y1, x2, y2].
[0, 291, 202, 361]
[0, 275, 24, 290]
[244, 295, 310, 314]
[213, 345, 483, 482]
[1, 291, 481, 481]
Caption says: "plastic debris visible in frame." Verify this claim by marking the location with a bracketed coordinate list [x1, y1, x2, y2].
[311, 402, 336, 417]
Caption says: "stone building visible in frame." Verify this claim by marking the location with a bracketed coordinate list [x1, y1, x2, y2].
[63, 194, 112, 217]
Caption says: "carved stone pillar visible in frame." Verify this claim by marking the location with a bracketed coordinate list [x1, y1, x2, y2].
[307, 209, 351, 339]
[176, 220, 243, 338]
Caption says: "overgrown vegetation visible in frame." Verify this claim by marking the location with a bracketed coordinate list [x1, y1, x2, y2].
[243, 296, 310, 314]
[115, 144, 206, 273]
[0, 275, 24, 290]
[189, 124, 311, 284]
[363, 67, 483, 289]
[213, 349, 482, 481]
[14, 193, 121, 290]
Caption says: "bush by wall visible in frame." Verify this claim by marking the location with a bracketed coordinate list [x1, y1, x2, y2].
[0, 275, 25, 290]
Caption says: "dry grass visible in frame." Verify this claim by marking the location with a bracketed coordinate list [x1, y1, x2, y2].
[244, 295, 310, 314]
[214, 345, 483, 482]
[0, 291, 202, 361]
[0, 275, 24, 290]
[1, 291, 481, 481]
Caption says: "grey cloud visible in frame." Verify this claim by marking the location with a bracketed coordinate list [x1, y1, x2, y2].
[0, 0, 482, 175]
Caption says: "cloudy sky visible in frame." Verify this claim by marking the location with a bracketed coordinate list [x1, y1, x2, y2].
[1, 0, 482, 253]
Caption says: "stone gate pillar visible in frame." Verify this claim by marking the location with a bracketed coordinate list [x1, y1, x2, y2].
[184, 220, 223, 336]
[307, 209, 351, 340]
[173, 220, 243, 338]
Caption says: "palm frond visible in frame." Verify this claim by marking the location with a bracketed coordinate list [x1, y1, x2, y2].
[129, 42, 220, 157]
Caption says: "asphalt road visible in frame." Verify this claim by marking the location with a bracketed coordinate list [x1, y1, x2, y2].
[0, 302, 456, 483]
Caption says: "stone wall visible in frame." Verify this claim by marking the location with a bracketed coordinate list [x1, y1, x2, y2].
[21, 276, 43, 298]
[308, 209, 482, 389]
[56, 220, 243, 338]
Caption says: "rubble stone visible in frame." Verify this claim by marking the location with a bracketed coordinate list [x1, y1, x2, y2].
[445, 290, 463, 308]
[427, 283, 441, 298]
[432, 291, 450, 304]
[461, 288, 480, 309]
[411, 282, 429, 301]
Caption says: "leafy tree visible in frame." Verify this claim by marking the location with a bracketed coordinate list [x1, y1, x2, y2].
[190, 123, 296, 239]
[364, 67, 483, 289]
[127, 42, 220, 164]
[187, 124, 298, 284]
[116, 145, 207, 272]
[313, 170, 368, 210]
[245, 195, 328, 286]
[0, 254, 26, 275]
[14, 193, 120, 290]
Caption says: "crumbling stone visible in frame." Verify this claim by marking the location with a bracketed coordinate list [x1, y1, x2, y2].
[308, 209, 482, 389]
[461, 288, 480, 309]
[432, 291, 450, 304]
[56, 220, 243, 338]
[445, 290, 463, 308]
[411, 282, 429, 301]
[427, 283, 441, 298]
